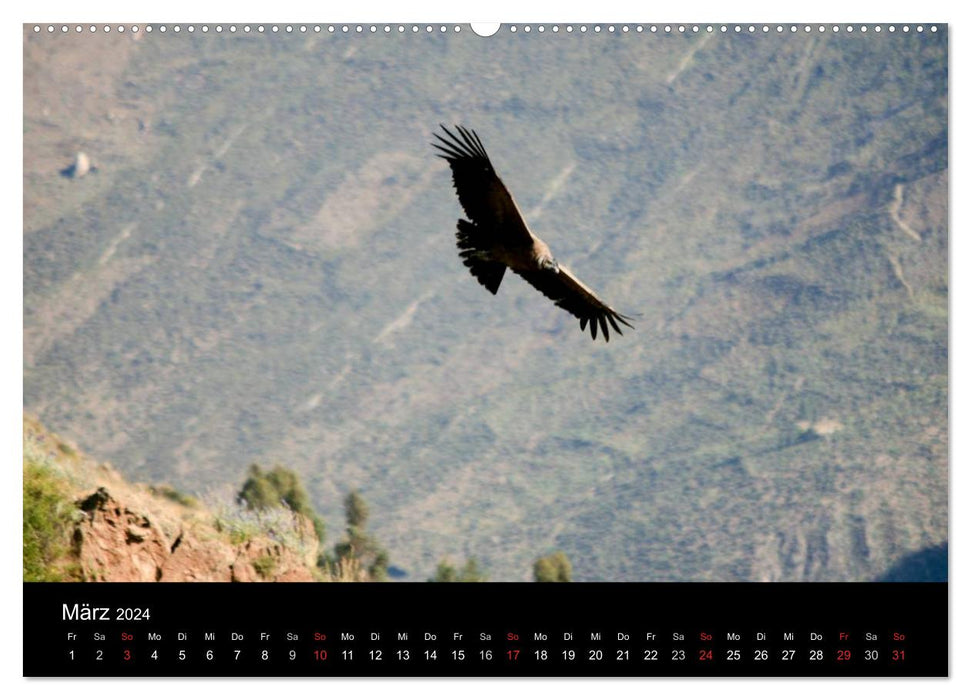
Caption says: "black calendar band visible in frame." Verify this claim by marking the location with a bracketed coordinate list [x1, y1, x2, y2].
[24, 582, 947, 677]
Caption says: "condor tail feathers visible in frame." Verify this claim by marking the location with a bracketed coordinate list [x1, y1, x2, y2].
[455, 219, 506, 295]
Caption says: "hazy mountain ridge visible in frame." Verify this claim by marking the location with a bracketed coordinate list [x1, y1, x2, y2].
[24, 27, 947, 581]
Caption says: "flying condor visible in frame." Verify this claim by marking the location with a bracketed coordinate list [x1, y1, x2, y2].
[432, 124, 634, 342]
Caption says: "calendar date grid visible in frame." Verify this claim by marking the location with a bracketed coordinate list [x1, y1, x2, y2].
[58, 625, 913, 672]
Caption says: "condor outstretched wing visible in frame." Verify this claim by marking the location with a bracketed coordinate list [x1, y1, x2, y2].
[515, 265, 635, 342]
[434, 124, 636, 342]
[431, 124, 533, 247]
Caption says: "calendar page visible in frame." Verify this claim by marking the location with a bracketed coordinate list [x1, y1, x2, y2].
[22, 20, 947, 677]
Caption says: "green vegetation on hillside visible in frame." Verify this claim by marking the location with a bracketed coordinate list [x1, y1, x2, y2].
[149, 484, 199, 508]
[333, 490, 389, 581]
[534, 552, 572, 583]
[238, 463, 326, 542]
[23, 445, 80, 582]
[430, 558, 487, 582]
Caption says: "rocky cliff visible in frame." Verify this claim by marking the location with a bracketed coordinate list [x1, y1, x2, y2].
[24, 415, 320, 582]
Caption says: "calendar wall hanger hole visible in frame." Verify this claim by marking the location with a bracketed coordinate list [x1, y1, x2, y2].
[471, 23, 501, 37]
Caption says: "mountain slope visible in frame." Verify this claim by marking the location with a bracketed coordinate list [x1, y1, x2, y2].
[24, 27, 947, 581]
